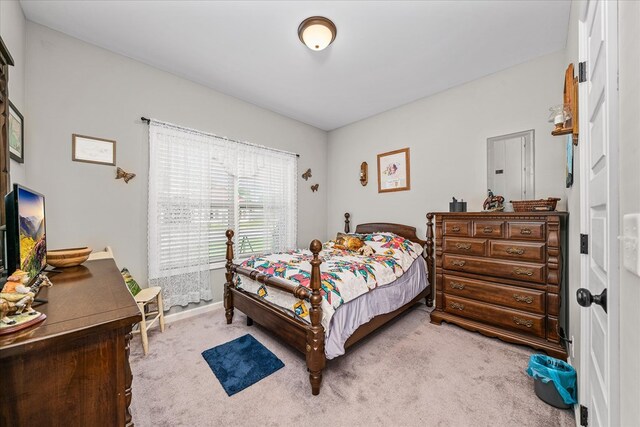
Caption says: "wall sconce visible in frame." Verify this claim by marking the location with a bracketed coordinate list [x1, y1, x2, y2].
[360, 162, 368, 186]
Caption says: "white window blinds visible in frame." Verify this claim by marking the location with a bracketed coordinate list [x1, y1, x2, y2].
[237, 151, 297, 256]
[148, 120, 297, 309]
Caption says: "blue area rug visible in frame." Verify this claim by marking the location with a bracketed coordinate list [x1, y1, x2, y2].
[202, 334, 284, 396]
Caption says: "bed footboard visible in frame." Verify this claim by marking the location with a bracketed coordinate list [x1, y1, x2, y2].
[306, 240, 325, 395]
[224, 230, 326, 395]
[224, 230, 235, 324]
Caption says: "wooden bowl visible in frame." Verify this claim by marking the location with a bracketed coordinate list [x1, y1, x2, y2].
[47, 247, 92, 268]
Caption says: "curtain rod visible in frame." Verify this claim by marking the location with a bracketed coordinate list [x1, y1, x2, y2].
[140, 117, 300, 158]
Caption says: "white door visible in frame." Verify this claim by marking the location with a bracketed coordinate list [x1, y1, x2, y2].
[578, 0, 619, 426]
[486, 130, 534, 208]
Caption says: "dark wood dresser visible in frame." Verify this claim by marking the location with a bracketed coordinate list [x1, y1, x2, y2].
[0, 259, 141, 426]
[430, 212, 568, 358]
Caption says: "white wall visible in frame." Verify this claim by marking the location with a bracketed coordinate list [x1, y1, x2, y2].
[24, 22, 328, 305]
[0, 0, 27, 184]
[326, 51, 566, 239]
[618, 1, 640, 424]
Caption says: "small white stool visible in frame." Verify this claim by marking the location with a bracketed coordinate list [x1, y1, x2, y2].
[89, 247, 165, 355]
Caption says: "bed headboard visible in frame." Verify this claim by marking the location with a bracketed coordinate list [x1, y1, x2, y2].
[344, 213, 427, 247]
[343, 212, 435, 299]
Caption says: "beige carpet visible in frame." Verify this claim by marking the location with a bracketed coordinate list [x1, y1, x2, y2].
[129, 304, 574, 426]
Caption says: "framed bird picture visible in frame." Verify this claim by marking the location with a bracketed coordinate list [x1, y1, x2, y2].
[377, 147, 410, 193]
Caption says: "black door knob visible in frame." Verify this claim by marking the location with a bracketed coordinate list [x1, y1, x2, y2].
[576, 288, 607, 313]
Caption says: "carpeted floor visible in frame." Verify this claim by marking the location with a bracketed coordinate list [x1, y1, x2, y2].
[129, 304, 574, 426]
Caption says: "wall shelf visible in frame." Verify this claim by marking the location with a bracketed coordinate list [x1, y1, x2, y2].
[552, 63, 579, 145]
[551, 127, 574, 137]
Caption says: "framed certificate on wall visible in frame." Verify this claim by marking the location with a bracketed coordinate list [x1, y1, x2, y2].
[72, 134, 116, 166]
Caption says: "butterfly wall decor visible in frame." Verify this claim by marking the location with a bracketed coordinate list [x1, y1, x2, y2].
[302, 169, 312, 181]
[311, 184, 319, 192]
[115, 167, 136, 184]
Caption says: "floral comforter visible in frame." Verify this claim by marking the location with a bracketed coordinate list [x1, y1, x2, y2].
[236, 233, 423, 331]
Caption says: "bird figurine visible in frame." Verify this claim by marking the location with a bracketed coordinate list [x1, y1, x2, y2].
[115, 167, 136, 184]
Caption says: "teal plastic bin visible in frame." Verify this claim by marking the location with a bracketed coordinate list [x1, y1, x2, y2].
[526, 354, 576, 409]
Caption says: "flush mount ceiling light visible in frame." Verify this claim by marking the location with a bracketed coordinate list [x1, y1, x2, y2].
[298, 16, 337, 51]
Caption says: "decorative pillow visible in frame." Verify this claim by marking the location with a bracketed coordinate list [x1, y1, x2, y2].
[334, 232, 366, 252]
[121, 268, 142, 296]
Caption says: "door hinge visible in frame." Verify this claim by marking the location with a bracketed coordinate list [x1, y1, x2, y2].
[579, 62, 587, 83]
[580, 405, 589, 426]
[580, 234, 589, 254]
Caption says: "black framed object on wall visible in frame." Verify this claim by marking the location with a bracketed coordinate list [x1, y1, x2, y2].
[8, 101, 24, 163]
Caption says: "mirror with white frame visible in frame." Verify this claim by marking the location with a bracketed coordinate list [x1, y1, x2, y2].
[487, 130, 535, 211]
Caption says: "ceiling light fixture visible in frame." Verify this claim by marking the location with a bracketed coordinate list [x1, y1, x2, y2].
[298, 16, 337, 51]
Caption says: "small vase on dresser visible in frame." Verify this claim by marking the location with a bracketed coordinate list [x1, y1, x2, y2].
[429, 211, 569, 359]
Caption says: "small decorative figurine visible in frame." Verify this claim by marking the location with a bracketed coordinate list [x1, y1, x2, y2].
[116, 167, 136, 183]
[0, 271, 52, 332]
[302, 169, 312, 181]
[311, 184, 319, 192]
[483, 189, 505, 212]
[0, 270, 36, 324]
[548, 104, 571, 131]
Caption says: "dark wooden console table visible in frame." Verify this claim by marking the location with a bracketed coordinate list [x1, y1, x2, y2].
[0, 259, 141, 426]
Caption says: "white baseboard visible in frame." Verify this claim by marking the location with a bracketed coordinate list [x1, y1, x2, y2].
[164, 301, 223, 325]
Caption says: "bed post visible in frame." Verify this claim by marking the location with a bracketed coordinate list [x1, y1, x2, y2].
[224, 229, 235, 324]
[344, 212, 350, 233]
[426, 213, 434, 307]
[307, 239, 325, 396]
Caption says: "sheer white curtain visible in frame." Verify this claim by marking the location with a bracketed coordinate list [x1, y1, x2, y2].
[148, 120, 297, 309]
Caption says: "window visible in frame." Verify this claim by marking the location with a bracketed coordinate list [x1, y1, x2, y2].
[236, 153, 297, 257]
[148, 120, 297, 293]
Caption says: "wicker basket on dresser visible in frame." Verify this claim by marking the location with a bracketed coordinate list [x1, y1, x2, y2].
[429, 212, 568, 359]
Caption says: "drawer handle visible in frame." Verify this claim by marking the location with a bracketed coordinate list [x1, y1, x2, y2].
[451, 226, 461, 232]
[513, 316, 533, 328]
[482, 227, 494, 234]
[506, 247, 525, 255]
[450, 282, 466, 290]
[455, 243, 472, 250]
[451, 260, 466, 267]
[520, 228, 532, 235]
[450, 302, 465, 311]
[514, 268, 534, 277]
[514, 294, 534, 304]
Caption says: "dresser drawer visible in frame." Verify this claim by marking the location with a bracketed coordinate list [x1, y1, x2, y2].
[443, 254, 545, 284]
[443, 294, 546, 338]
[507, 222, 545, 241]
[444, 220, 471, 237]
[472, 220, 504, 238]
[489, 241, 546, 263]
[443, 275, 545, 314]
[443, 238, 486, 256]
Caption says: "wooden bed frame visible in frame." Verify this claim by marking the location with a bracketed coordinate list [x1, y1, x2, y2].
[224, 213, 435, 395]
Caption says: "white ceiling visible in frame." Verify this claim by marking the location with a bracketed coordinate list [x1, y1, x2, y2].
[20, 0, 570, 131]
